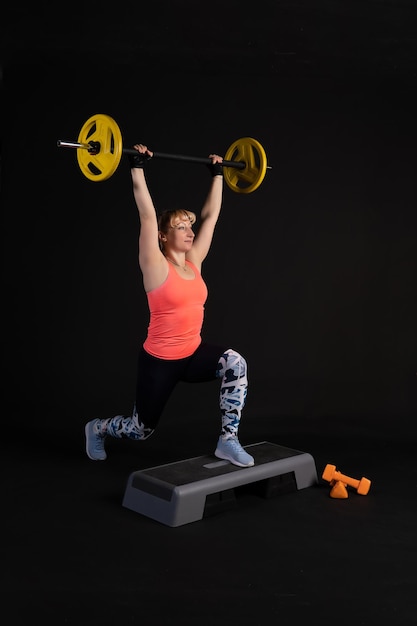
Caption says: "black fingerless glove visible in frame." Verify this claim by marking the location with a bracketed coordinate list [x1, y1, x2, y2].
[128, 151, 151, 169]
[207, 161, 223, 177]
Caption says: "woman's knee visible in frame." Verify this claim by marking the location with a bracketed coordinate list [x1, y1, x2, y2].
[217, 348, 248, 381]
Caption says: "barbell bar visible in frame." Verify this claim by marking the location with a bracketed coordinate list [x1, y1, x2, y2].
[57, 113, 270, 194]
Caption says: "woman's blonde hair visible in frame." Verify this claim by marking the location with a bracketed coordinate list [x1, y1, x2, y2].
[158, 209, 196, 234]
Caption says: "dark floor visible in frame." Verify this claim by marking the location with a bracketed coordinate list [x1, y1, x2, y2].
[4, 411, 417, 626]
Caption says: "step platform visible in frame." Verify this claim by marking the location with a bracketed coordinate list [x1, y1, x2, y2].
[122, 441, 318, 527]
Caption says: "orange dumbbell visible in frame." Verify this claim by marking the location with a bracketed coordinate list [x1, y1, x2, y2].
[322, 464, 371, 495]
[329, 480, 349, 499]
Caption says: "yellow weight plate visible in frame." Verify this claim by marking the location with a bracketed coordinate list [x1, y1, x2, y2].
[223, 137, 268, 194]
[77, 113, 123, 182]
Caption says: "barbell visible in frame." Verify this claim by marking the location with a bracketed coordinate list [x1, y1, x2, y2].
[57, 113, 270, 194]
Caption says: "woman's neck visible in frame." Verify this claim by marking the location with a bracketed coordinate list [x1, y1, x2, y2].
[165, 254, 188, 271]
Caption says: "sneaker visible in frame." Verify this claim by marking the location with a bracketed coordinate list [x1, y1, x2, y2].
[85, 419, 107, 461]
[215, 436, 254, 468]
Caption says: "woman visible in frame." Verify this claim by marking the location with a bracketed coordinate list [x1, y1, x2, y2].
[85, 143, 254, 467]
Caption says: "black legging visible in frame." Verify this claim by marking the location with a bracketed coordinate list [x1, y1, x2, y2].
[135, 342, 228, 429]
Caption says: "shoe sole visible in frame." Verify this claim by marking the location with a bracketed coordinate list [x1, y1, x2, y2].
[215, 449, 254, 468]
[85, 423, 107, 461]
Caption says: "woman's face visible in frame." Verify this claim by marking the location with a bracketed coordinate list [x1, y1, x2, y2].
[162, 215, 195, 251]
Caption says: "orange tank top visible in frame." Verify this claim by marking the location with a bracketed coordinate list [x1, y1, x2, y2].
[143, 260, 208, 360]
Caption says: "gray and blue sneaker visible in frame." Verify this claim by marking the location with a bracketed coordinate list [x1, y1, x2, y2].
[215, 436, 254, 468]
[85, 419, 107, 461]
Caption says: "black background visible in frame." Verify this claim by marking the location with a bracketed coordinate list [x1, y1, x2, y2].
[2, 2, 417, 625]
[2, 1, 416, 425]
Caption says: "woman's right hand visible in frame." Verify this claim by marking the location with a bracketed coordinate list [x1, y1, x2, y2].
[129, 144, 153, 168]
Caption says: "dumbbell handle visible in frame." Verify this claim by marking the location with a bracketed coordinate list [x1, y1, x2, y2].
[322, 464, 371, 495]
